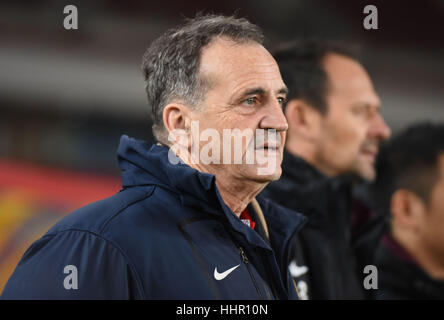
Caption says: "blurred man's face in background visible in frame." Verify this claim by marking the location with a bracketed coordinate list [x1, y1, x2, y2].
[416, 155, 444, 263]
[313, 53, 391, 181]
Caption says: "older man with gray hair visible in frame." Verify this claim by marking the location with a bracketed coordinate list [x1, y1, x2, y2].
[2, 14, 305, 300]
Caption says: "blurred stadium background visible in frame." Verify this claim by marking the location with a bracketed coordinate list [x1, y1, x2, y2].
[1, 0, 443, 293]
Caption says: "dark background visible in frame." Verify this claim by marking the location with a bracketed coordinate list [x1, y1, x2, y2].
[1, 0, 443, 174]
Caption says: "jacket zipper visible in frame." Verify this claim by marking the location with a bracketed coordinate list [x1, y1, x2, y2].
[239, 246, 264, 300]
[261, 252, 278, 300]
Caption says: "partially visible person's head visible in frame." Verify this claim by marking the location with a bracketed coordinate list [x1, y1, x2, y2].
[275, 39, 391, 181]
[142, 14, 288, 185]
[373, 123, 444, 276]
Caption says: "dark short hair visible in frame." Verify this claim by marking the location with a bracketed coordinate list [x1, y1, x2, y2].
[372, 122, 444, 212]
[141, 14, 264, 143]
[272, 39, 360, 114]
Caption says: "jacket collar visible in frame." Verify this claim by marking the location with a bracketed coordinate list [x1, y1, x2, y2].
[117, 135, 305, 251]
[281, 149, 354, 188]
[278, 150, 353, 224]
[256, 196, 307, 271]
[118, 135, 215, 202]
[378, 233, 444, 298]
[281, 149, 326, 183]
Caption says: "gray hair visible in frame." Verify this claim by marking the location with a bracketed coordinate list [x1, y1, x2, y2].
[141, 14, 264, 143]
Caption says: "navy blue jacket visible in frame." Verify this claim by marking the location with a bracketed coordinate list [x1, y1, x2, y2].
[2, 136, 305, 300]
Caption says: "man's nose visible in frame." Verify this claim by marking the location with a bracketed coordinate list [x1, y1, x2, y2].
[259, 100, 288, 132]
[370, 113, 391, 141]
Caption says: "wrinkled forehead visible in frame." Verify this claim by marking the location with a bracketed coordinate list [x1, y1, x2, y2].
[198, 37, 284, 91]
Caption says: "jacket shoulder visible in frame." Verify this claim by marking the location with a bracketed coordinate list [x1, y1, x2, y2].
[1, 228, 145, 299]
[258, 196, 305, 221]
[46, 185, 155, 236]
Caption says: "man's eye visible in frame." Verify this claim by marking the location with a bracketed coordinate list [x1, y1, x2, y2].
[277, 97, 286, 105]
[243, 97, 257, 106]
[352, 106, 367, 115]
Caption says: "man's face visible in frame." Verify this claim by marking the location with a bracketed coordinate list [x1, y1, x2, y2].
[187, 38, 288, 183]
[313, 53, 391, 181]
[419, 155, 444, 261]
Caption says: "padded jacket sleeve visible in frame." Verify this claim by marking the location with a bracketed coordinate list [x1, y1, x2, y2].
[1, 229, 144, 300]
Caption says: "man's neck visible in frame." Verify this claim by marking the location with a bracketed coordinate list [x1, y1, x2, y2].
[285, 139, 336, 177]
[181, 154, 266, 217]
[215, 178, 266, 217]
[285, 138, 313, 163]
[393, 227, 444, 280]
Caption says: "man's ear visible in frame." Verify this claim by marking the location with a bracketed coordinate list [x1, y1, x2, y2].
[284, 99, 322, 141]
[162, 103, 192, 148]
[391, 189, 426, 232]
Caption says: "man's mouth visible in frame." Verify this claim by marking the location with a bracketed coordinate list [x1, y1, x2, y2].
[360, 148, 378, 161]
[257, 142, 281, 151]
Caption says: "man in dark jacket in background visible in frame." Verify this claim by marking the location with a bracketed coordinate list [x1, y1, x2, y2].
[371, 123, 444, 299]
[261, 40, 391, 299]
[2, 15, 305, 299]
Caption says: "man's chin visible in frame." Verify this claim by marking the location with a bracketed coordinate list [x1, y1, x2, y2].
[251, 166, 282, 183]
[355, 165, 376, 182]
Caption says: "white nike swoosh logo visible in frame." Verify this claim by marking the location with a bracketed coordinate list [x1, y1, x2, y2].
[289, 260, 308, 278]
[214, 264, 240, 280]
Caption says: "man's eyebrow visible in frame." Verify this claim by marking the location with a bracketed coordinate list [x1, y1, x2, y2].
[277, 87, 289, 96]
[242, 87, 266, 97]
[240, 86, 289, 97]
[353, 101, 381, 110]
